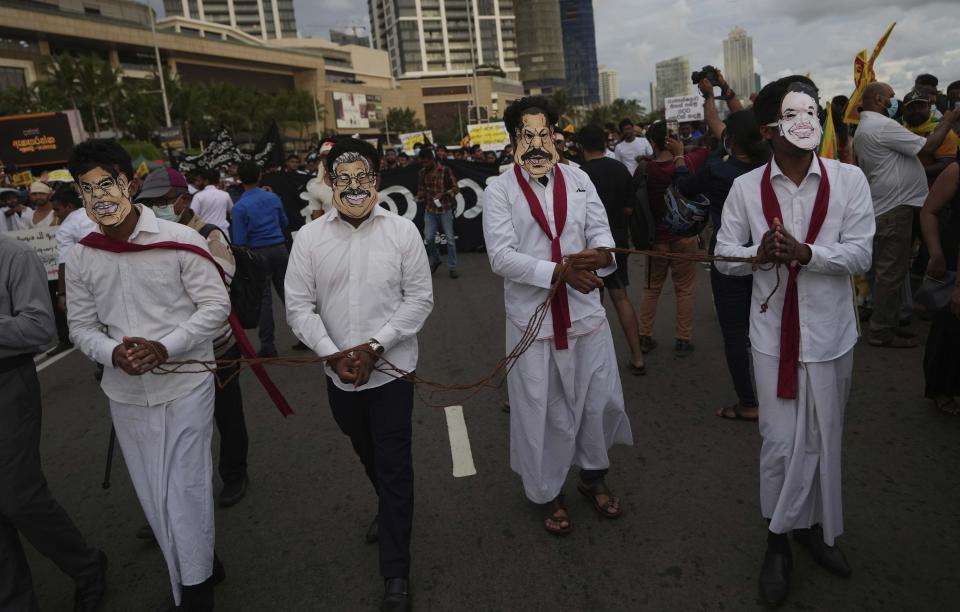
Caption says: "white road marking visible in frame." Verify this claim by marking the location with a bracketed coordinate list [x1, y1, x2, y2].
[35, 347, 76, 372]
[444, 405, 477, 478]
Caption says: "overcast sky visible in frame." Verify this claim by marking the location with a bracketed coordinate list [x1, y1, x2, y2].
[148, 0, 959, 108]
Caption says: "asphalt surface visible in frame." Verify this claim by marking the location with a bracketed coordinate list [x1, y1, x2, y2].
[25, 252, 960, 612]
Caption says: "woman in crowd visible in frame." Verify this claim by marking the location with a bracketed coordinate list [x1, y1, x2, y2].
[919, 160, 960, 414]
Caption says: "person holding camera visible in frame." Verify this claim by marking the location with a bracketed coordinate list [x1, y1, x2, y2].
[671, 77, 770, 420]
[636, 122, 709, 357]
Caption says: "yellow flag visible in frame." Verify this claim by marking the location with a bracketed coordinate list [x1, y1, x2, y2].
[853, 49, 868, 87]
[135, 161, 150, 178]
[819, 103, 837, 160]
[845, 22, 896, 125]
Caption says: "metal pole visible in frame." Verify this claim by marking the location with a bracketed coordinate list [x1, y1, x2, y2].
[465, 0, 481, 124]
[150, 8, 172, 128]
[313, 94, 321, 138]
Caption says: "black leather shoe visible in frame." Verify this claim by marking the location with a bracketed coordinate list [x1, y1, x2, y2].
[209, 554, 226, 586]
[219, 475, 248, 508]
[366, 515, 379, 544]
[180, 580, 214, 612]
[381, 578, 410, 612]
[758, 547, 792, 607]
[793, 525, 852, 577]
[74, 550, 107, 612]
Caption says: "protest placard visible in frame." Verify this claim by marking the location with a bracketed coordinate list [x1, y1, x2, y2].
[664, 96, 705, 122]
[8, 227, 59, 280]
[467, 122, 510, 151]
[399, 131, 434, 154]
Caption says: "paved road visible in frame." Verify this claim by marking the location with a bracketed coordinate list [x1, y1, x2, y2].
[26, 252, 960, 611]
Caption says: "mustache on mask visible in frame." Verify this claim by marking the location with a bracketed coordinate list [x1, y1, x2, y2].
[340, 187, 371, 199]
[521, 148, 553, 162]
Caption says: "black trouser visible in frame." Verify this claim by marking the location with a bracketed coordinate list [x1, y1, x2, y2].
[214, 345, 248, 484]
[327, 378, 414, 579]
[47, 280, 69, 345]
[0, 358, 99, 611]
[710, 265, 758, 408]
[253, 243, 289, 354]
[924, 308, 960, 398]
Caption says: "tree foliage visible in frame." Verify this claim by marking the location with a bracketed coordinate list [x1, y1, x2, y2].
[0, 53, 323, 146]
[385, 107, 425, 135]
[584, 98, 649, 129]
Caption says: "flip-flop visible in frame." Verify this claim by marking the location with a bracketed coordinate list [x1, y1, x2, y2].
[542, 496, 572, 535]
[577, 479, 622, 519]
[716, 403, 759, 422]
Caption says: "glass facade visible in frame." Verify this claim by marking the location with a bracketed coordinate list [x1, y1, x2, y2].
[559, 0, 599, 105]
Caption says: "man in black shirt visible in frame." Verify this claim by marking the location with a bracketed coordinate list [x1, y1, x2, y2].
[578, 125, 646, 374]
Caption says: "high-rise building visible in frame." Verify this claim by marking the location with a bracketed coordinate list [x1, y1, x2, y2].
[559, 0, 599, 106]
[723, 26, 756, 101]
[654, 56, 690, 111]
[162, 1, 297, 39]
[754, 72, 762, 94]
[599, 66, 618, 105]
[330, 29, 371, 47]
[514, 0, 566, 96]
[368, 1, 519, 80]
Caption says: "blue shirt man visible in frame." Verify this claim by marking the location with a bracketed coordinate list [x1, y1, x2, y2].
[230, 162, 291, 357]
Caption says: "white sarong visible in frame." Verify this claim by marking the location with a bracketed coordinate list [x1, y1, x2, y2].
[754, 348, 853, 546]
[110, 375, 216, 604]
[506, 318, 633, 504]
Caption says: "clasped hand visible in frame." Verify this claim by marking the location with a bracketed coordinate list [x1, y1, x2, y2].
[561, 249, 610, 294]
[112, 336, 168, 375]
[757, 217, 811, 266]
[332, 349, 377, 388]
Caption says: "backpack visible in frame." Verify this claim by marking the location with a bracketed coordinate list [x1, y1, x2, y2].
[199, 224, 267, 329]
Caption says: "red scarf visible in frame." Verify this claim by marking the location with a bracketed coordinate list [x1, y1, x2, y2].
[760, 156, 830, 399]
[513, 164, 571, 350]
[79, 232, 293, 417]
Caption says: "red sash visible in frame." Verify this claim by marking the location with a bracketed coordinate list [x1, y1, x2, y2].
[79, 232, 294, 417]
[513, 164, 571, 350]
[760, 156, 830, 400]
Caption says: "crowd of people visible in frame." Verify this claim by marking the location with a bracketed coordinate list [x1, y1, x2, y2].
[1, 66, 958, 612]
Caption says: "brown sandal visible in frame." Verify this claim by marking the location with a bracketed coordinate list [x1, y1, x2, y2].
[577, 479, 623, 518]
[542, 496, 572, 535]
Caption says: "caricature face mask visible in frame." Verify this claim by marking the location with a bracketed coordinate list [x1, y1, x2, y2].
[78, 166, 133, 227]
[778, 90, 822, 151]
[329, 154, 378, 219]
[514, 112, 560, 177]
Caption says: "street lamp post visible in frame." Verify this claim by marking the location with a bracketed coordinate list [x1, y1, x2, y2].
[149, 8, 172, 128]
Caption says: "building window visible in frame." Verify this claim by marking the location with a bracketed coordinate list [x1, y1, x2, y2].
[0, 66, 26, 90]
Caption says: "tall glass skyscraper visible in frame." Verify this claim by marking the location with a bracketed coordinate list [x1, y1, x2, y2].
[558, 0, 599, 106]
[163, 0, 298, 39]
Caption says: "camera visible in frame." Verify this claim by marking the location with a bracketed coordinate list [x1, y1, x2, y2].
[691, 65, 720, 86]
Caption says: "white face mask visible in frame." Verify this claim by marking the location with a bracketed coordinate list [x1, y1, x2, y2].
[778, 91, 822, 151]
[153, 204, 179, 222]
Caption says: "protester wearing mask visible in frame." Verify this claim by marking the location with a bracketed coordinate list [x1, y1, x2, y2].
[901, 88, 960, 181]
[673, 86, 770, 420]
[136, 167, 251, 508]
[853, 82, 960, 348]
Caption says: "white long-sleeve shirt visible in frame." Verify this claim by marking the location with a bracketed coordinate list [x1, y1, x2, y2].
[55, 207, 97, 264]
[66, 205, 231, 405]
[482, 164, 617, 340]
[284, 204, 434, 392]
[715, 156, 875, 363]
[190, 185, 233, 234]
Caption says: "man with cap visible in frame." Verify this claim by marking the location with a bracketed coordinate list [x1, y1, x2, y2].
[25, 182, 56, 229]
[716, 76, 875, 607]
[136, 167, 250, 507]
[65, 141, 231, 611]
[854, 82, 960, 348]
[902, 88, 960, 181]
[1, 187, 25, 231]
